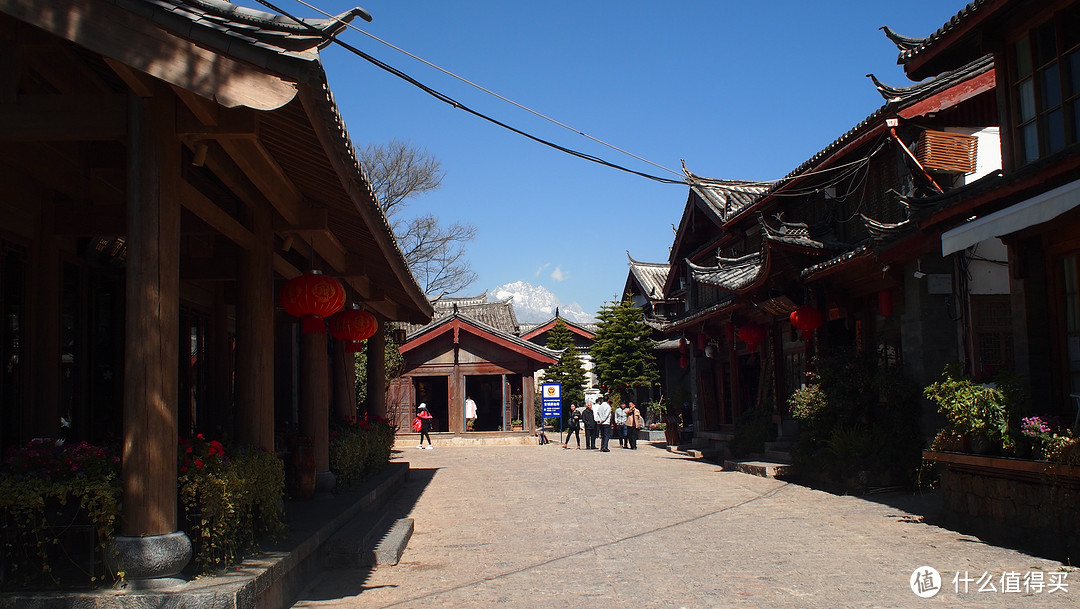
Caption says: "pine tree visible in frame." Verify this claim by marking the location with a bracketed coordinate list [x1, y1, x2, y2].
[542, 319, 587, 415]
[590, 300, 659, 399]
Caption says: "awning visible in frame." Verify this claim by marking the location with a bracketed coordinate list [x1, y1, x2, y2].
[941, 178, 1080, 255]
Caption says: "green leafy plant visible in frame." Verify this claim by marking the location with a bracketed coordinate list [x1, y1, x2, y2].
[787, 348, 922, 488]
[329, 413, 396, 491]
[0, 439, 120, 589]
[178, 436, 286, 575]
[923, 365, 1016, 452]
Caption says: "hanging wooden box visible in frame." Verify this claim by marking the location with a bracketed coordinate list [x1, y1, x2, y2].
[916, 130, 978, 174]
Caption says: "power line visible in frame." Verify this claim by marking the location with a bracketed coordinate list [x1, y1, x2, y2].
[255, 0, 686, 185]
[290, 0, 685, 181]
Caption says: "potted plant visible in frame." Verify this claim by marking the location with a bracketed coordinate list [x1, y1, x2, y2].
[511, 419, 524, 431]
[922, 365, 1018, 454]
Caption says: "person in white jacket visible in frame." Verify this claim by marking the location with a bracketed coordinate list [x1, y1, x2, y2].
[593, 398, 613, 452]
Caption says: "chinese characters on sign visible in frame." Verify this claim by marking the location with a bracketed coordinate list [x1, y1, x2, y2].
[911, 568, 1069, 598]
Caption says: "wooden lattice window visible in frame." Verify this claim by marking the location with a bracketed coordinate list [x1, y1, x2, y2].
[971, 294, 1014, 375]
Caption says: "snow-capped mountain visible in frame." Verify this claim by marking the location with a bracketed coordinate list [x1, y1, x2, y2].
[489, 281, 594, 324]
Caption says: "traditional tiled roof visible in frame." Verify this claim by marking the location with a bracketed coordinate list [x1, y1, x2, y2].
[626, 253, 670, 300]
[800, 244, 874, 280]
[432, 292, 490, 310]
[759, 213, 848, 252]
[862, 214, 917, 242]
[404, 312, 560, 362]
[869, 54, 993, 102]
[684, 172, 774, 224]
[773, 52, 994, 191]
[116, 0, 430, 322]
[687, 249, 768, 293]
[889, 0, 994, 65]
[141, 0, 371, 57]
[408, 297, 518, 336]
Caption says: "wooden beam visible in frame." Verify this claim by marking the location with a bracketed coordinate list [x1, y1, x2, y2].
[177, 104, 258, 140]
[177, 179, 255, 250]
[5, 0, 300, 111]
[0, 94, 126, 141]
[274, 207, 327, 233]
[105, 58, 155, 98]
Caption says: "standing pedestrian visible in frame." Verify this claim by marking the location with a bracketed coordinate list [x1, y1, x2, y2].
[582, 402, 597, 449]
[563, 404, 582, 449]
[594, 397, 612, 452]
[625, 402, 642, 449]
[614, 403, 628, 448]
[416, 403, 434, 449]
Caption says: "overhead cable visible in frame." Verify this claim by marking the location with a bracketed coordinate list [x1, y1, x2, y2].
[289, 0, 685, 181]
[255, 0, 686, 185]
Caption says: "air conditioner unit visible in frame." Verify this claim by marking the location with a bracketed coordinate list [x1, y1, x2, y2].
[916, 130, 978, 174]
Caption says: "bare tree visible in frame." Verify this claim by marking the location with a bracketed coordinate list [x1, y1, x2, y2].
[397, 214, 477, 296]
[359, 140, 477, 296]
[360, 139, 444, 223]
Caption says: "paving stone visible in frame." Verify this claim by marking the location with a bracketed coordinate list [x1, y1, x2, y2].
[290, 441, 1075, 608]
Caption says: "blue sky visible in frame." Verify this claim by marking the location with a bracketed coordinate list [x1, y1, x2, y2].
[300, 0, 968, 318]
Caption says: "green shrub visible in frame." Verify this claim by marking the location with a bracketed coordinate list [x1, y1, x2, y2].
[178, 436, 286, 575]
[329, 414, 396, 491]
[787, 348, 922, 487]
[923, 364, 1017, 452]
[0, 440, 120, 588]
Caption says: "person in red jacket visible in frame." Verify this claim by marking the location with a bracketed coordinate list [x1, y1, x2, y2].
[416, 403, 434, 449]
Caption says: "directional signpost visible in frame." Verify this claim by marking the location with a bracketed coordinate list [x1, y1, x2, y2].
[541, 382, 562, 434]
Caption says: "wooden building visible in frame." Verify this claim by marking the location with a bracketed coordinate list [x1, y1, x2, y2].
[643, 27, 1001, 454]
[0, 0, 431, 584]
[898, 0, 1080, 422]
[392, 295, 558, 435]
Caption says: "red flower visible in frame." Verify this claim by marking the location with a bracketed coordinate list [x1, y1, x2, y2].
[194, 459, 204, 468]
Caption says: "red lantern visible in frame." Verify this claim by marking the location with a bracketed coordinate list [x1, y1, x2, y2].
[789, 306, 824, 339]
[328, 308, 378, 352]
[696, 333, 707, 352]
[279, 272, 346, 334]
[679, 338, 688, 355]
[737, 323, 766, 348]
[878, 290, 893, 318]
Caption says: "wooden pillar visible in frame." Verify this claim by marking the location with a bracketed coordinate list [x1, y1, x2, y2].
[236, 203, 274, 450]
[523, 374, 535, 433]
[299, 331, 332, 490]
[365, 320, 386, 419]
[33, 195, 60, 439]
[331, 337, 355, 422]
[207, 284, 231, 438]
[121, 90, 181, 538]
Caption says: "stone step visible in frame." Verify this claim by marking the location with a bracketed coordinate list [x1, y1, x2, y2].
[723, 459, 795, 479]
[370, 518, 414, 567]
[763, 449, 793, 463]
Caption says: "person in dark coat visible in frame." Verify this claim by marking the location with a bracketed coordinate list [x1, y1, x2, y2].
[581, 402, 598, 449]
[563, 404, 582, 449]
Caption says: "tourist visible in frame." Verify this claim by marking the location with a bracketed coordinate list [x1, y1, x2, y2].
[582, 402, 597, 449]
[614, 403, 628, 448]
[563, 404, 582, 449]
[416, 403, 434, 449]
[594, 397, 612, 452]
[625, 402, 642, 450]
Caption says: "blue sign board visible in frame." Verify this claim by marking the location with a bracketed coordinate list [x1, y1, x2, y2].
[540, 382, 562, 417]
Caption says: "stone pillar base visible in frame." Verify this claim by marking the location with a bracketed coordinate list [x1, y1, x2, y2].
[315, 469, 336, 494]
[108, 531, 192, 589]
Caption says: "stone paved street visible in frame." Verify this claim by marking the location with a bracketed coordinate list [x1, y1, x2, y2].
[291, 441, 1074, 608]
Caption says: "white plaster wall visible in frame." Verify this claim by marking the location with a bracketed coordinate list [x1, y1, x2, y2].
[967, 238, 1010, 295]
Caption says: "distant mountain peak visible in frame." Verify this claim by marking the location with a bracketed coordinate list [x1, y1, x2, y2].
[489, 281, 594, 324]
